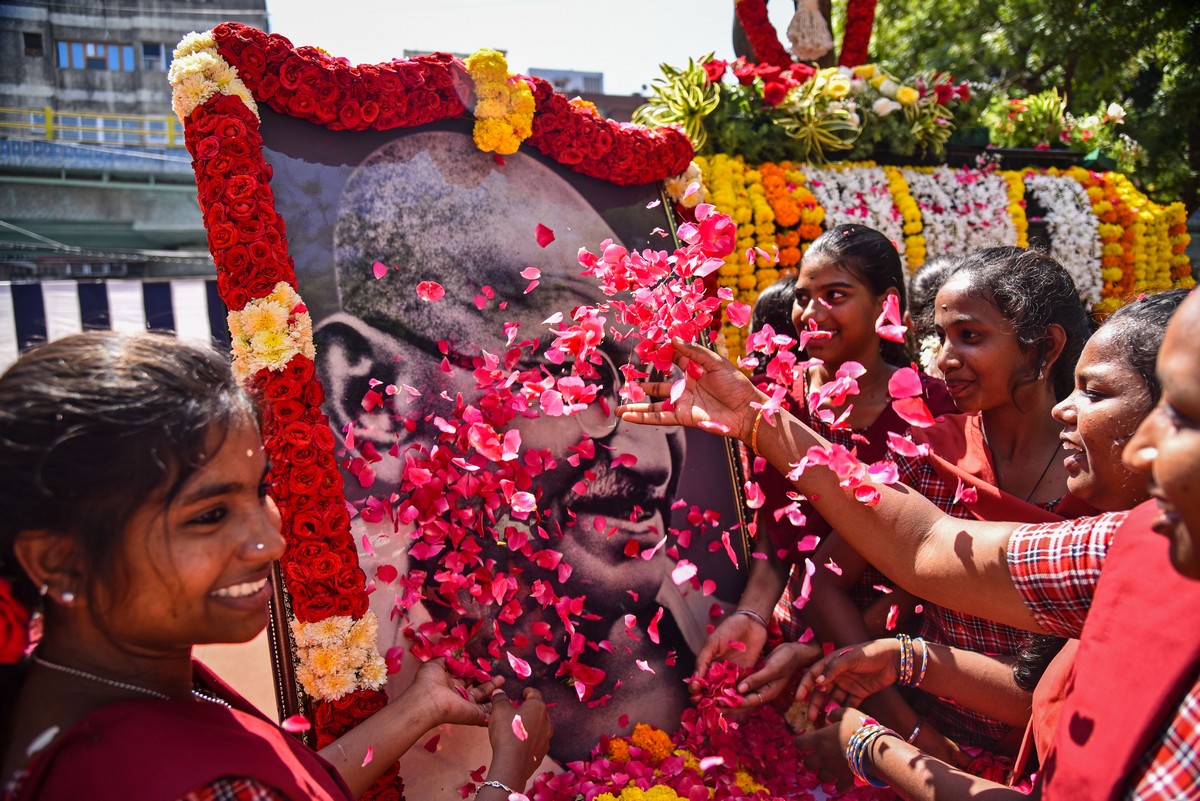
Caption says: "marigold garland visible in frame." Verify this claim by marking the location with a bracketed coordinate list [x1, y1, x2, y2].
[1000, 170, 1030, 248]
[466, 48, 536, 155]
[883, 165, 925, 271]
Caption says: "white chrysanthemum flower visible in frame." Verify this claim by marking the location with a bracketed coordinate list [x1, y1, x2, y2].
[173, 31, 216, 60]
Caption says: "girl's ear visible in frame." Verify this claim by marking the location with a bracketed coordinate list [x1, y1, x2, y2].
[12, 529, 80, 606]
[1041, 323, 1069, 376]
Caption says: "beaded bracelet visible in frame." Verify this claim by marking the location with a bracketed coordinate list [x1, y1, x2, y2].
[913, 637, 929, 688]
[845, 718, 897, 788]
[905, 719, 922, 744]
[896, 634, 914, 686]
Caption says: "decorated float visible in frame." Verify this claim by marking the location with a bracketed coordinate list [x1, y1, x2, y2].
[169, 3, 1192, 800]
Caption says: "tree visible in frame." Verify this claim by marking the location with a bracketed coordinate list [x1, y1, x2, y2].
[869, 0, 1200, 211]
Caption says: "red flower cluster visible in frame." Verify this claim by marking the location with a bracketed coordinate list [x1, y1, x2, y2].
[184, 95, 296, 311]
[252, 358, 368, 624]
[315, 691, 405, 801]
[702, 58, 729, 84]
[0, 577, 30, 664]
[525, 77, 693, 186]
[732, 57, 817, 106]
[838, 0, 878, 67]
[734, 0, 794, 69]
[213, 23, 471, 131]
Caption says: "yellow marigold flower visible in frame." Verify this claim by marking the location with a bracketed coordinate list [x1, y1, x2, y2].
[896, 86, 920, 105]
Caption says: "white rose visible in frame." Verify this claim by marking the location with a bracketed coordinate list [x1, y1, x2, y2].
[1106, 102, 1126, 124]
[873, 97, 901, 117]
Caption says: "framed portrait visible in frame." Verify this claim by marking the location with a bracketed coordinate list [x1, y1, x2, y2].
[174, 23, 749, 799]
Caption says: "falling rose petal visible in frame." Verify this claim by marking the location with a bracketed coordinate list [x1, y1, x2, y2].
[372, 261, 388, 280]
[535, 223, 555, 248]
[954, 478, 979, 505]
[507, 651, 532, 679]
[648, 606, 664, 644]
[792, 558, 817, 610]
[825, 558, 842, 576]
[886, 604, 900, 631]
[635, 659, 655, 674]
[720, 530, 739, 570]
[509, 793, 531, 801]
[646, 198, 662, 209]
[524, 280, 539, 294]
[520, 267, 541, 280]
[893, 396, 937, 428]
[361, 746, 374, 767]
[700, 756, 726, 771]
[798, 627, 816, 643]
[624, 613, 638, 630]
[542, 311, 563, 325]
[416, 280, 445, 302]
[281, 715, 311, 733]
[887, 366, 923, 399]
[671, 560, 698, 586]
[512, 714, 528, 741]
[619, 714, 630, 727]
[743, 480, 765, 510]
[875, 294, 907, 342]
[669, 376, 687, 406]
[423, 735, 440, 752]
[873, 584, 895, 594]
[698, 420, 732, 434]
[725, 301, 752, 328]
[887, 431, 929, 458]
[797, 534, 821, 551]
[640, 535, 667, 560]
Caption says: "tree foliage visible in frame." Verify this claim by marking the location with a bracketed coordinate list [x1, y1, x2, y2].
[868, 0, 1200, 211]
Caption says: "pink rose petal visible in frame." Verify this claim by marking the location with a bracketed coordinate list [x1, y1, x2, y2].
[535, 223, 555, 248]
[635, 659, 655, 674]
[416, 280, 445, 302]
[281, 715, 311, 733]
[372, 261, 388, 280]
[887, 366, 923, 399]
[893, 396, 937, 427]
[511, 714, 528, 741]
[361, 746, 374, 767]
[507, 651, 532, 679]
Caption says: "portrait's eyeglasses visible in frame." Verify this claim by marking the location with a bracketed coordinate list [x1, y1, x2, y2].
[547, 348, 626, 440]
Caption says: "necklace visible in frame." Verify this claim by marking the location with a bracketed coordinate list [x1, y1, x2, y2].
[32, 654, 230, 708]
[1022, 443, 1061, 503]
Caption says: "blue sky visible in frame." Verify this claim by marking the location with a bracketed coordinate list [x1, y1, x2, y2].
[264, 0, 799, 96]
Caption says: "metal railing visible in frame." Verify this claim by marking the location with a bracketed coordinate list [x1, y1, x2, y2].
[0, 107, 182, 148]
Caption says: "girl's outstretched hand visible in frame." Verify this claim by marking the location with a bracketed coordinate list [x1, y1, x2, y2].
[618, 338, 765, 441]
[487, 687, 552, 787]
[798, 639, 901, 724]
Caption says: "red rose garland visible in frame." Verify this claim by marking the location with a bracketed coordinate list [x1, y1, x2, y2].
[210, 22, 692, 186]
[838, 0, 878, 67]
[177, 23, 704, 800]
[734, 0, 794, 69]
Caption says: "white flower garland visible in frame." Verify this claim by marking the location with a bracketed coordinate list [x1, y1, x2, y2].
[168, 30, 259, 123]
[227, 282, 316, 380]
[901, 166, 1016, 259]
[1023, 173, 1103, 306]
[805, 164, 907, 260]
[290, 612, 389, 701]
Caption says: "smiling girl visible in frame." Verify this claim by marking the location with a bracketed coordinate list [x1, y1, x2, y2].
[0, 333, 550, 801]
[801, 247, 1091, 763]
[694, 223, 955, 686]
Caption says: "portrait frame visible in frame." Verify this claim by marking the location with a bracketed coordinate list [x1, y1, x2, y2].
[174, 22, 749, 798]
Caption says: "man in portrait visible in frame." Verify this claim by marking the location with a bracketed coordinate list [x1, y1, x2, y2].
[261, 119, 744, 788]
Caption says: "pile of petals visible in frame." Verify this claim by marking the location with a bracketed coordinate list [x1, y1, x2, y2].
[529, 661, 893, 801]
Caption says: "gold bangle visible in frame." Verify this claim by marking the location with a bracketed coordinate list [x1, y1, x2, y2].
[750, 408, 765, 457]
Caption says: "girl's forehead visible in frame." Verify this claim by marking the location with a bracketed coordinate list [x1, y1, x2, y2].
[796, 257, 862, 286]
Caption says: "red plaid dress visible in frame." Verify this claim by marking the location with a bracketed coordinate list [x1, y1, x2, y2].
[895, 448, 1063, 748]
[1009, 510, 1200, 798]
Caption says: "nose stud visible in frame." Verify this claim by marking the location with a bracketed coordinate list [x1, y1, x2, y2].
[254, 542, 265, 551]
